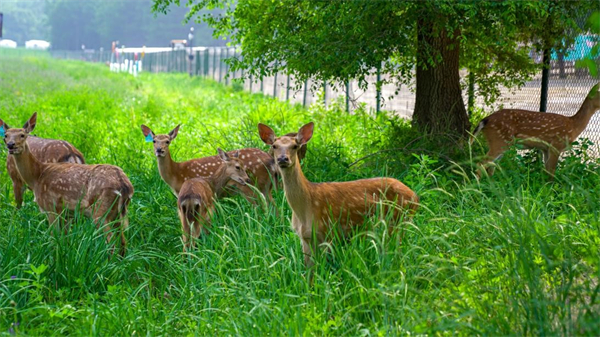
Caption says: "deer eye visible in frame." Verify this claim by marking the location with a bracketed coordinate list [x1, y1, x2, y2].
[236, 166, 241, 170]
[292, 144, 299, 150]
[153, 140, 156, 144]
[272, 145, 278, 150]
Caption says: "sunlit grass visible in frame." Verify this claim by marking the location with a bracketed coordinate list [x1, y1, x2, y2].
[0, 54, 599, 335]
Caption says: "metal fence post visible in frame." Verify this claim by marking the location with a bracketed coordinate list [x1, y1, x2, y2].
[303, 79, 308, 107]
[540, 48, 550, 112]
[345, 80, 350, 113]
[213, 48, 217, 80]
[376, 66, 381, 114]
[250, 74, 253, 93]
[323, 81, 327, 106]
[219, 48, 224, 83]
[195, 51, 200, 75]
[225, 47, 229, 85]
[273, 62, 279, 98]
[286, 75, 291, 101]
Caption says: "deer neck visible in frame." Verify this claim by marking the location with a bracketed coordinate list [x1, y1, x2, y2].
[11, 142, 44, 188]
[156, 151, 182, 189]
[206, 163, 229, 197]
[571, 98, 600, 136]
[279, 161, 312, 216]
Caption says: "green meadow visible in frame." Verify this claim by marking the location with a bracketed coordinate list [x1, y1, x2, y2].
[0, 52, 599, 336]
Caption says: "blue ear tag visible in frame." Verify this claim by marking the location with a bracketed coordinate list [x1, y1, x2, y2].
[145, 133, 153, 142]
[0, 126, 5, 138]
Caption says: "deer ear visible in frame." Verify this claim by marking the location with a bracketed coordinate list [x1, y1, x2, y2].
[296, 122, 314, 145]
[232, 150, 240, 158]
[141, 124, 154, 142]
[258, 123, 276, 145]
[23, 112, 37, 134]
[169, 124, 181, 140]
[217, 148, 230, 162]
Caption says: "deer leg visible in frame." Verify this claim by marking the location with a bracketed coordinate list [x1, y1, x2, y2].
[178, 208, 192, 252]
[544, 151, 560, 180]
[477, 147, 505, 178]
[12, 178, 26, 209]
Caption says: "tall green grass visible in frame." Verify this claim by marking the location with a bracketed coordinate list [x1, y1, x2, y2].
[0, 54, 599, 336]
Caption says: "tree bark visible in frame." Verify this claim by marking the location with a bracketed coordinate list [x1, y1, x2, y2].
[412, 20, 469, 137]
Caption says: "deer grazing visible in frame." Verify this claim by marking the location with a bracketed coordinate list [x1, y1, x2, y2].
[1, 113, 133, 256]
[140, 124, 277, 204]
[4, 131, 84, 208]
[473, 83, 600, 178]
[258, 122, 419, 268]
[178, 148, 250, 251]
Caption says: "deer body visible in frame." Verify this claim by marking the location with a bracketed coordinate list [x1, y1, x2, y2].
[259, 122, 418, 267]
[177, 149, 250, 251]
[474, 83, 600, 177]
[141, 125, 277, 203]
[6, 135, 84, 208]
[1, 114, 133, 256]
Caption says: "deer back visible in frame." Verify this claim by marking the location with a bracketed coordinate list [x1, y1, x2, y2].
[34, 163, 133, 213]
[290, 177, 418, 238]
[171, 148, 275, 194]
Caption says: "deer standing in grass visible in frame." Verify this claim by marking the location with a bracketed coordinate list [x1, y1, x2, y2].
[473, 83, 600, 178]
[140, 124, 277, 204]
[178, 148, 251, 251]
[258, 122, 419, 268]
[3, 127, 84, 208]
[1, 113, 133, 256]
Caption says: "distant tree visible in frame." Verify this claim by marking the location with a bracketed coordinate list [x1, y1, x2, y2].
[45, 0, 226, 51]
[0, 0, 48, 45]
[152, 0, 597, 137]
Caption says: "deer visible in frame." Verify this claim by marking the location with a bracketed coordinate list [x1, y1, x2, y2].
[258, 122, 419, 269]
[3, 128, 84, 208]
[178, 148, 251, 251]
[472, 82, 600, 178]
[140, 124, 278, 205]
[1, 113, 133, 256]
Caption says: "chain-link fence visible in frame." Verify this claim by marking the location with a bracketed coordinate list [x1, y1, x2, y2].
[50, 28, 600, 154]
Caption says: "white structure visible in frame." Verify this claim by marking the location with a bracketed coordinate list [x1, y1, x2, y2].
[0, 39, 17, 48]
[25, 40, 50, 50]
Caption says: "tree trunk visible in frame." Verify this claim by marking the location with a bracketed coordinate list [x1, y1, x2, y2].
[412, 20, 469, 137]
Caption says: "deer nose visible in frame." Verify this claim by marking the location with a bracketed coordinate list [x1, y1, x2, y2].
[6, 142, 15, 149]
[245, 178, 251, 184]
[277, 156, 289, 164]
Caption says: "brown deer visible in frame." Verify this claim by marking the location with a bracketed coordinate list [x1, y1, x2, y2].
[4, 129, 84, 208]
[473, 83, 600, 178]
[258, 122, 419, 268]
[140, 124, 277, 204]
[1, 113, 133, 256]
[178, 148, 251, 251]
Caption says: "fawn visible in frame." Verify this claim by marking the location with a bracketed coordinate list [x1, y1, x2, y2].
[3, 129, 84, 208]
[178, 148, 250, 251]
[258, 122, 419, 268]
[473, 83, 600, 178]
[140, 124, 277, 204]
[1, 113, 133, 256]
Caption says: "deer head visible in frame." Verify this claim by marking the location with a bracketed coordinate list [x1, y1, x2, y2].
[1, 112, 37, 156]
[258, 122, 314, 169]
[217, 148, 251, 185]
[141, 124, 180, 158]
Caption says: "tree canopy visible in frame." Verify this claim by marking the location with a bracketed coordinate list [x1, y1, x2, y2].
[153, 0, 598, 136]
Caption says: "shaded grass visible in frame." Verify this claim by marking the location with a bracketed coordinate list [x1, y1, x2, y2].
[0, 55, 599, 336]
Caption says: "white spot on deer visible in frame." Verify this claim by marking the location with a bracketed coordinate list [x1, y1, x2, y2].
[241, 155, 246, 159]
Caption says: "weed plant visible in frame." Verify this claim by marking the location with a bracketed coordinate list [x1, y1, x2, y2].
[0, 54, 599, 335]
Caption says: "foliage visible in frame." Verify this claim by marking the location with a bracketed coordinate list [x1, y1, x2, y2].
[42, 0, 226, 50]
[153, 0, 598, 135]
[1, 54, 600, 335]
[0, 0, 48, 45]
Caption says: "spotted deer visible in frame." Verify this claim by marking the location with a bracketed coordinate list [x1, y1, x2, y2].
[140, 124, 277, 204]
[1, 113, 133, 256]
[473, 83, 600, 178]
[258, 122, 419, 268]
[4, 131, 84, 208]
[178, 148, 250, 251]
